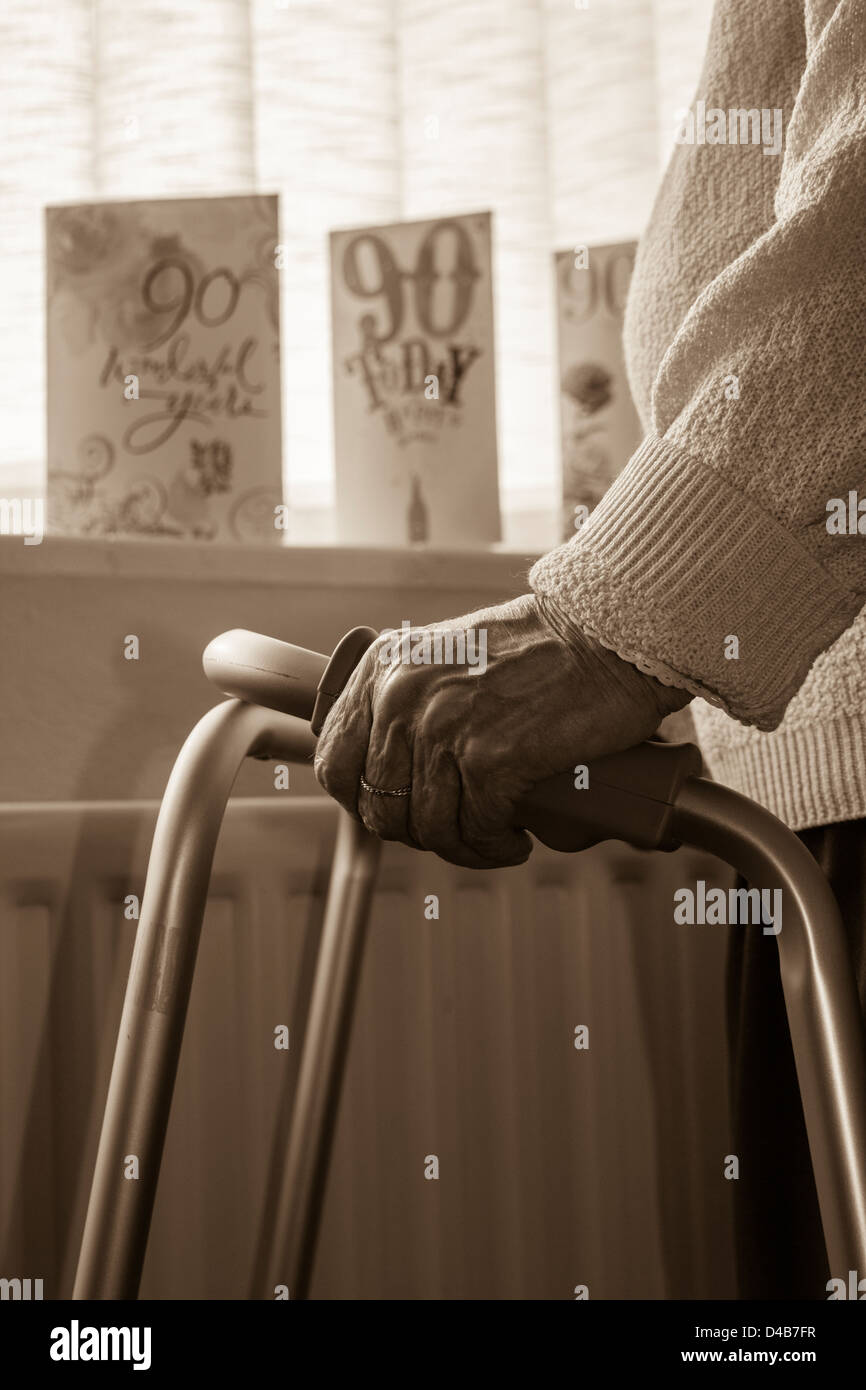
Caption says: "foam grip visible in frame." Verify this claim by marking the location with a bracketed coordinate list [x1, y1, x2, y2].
[517, 740, 703, 853]
[202, 630, 329, 720]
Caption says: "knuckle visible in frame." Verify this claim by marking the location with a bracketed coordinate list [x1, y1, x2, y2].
[458, 746, 491, 790]
[313, 749, 331, 789]
[373, 680, 407, 726]
[419, 689, 457, 743]
[360, 801, 405, 844]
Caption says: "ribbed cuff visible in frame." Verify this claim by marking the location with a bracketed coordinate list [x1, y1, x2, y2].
[530, 433, 858, 731]
[696, 710, 866, 832]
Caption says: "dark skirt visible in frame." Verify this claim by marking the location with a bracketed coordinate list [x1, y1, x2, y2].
[727, 820, 866, 1299]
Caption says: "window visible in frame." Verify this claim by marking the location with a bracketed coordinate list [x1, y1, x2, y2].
[0, 0, 713, 527]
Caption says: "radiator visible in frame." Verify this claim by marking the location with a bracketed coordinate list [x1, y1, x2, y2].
[0, 797, 736, 1300]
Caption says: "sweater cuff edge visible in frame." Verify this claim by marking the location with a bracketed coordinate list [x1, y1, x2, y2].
[530, 431, 859, 729]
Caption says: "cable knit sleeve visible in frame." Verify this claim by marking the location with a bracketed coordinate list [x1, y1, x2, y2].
[530, 0, 866, 732]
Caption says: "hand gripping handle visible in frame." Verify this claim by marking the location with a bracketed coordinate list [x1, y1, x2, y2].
[203, 627, 702, 853]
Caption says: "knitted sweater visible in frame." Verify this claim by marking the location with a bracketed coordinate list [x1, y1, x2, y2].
[530, 0, 866, 831]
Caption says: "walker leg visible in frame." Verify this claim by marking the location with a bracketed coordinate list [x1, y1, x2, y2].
[262, 810, 382, 1300]
[673, 779, 866, 1280]
[73, 700, 317, 1300]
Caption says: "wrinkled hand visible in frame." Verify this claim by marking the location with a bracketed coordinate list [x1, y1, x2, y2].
[314, 594, 689, 868]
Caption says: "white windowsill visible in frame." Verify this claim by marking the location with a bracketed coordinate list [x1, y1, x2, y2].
[0, 529, 548, 589]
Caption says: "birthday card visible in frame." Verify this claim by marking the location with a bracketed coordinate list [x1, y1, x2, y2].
[330, 210, 501, 548]
[46, 194, 283, 542]
[555, 241, 642, 542]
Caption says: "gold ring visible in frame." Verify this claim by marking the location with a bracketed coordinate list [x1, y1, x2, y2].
[360, 775, 411, 798]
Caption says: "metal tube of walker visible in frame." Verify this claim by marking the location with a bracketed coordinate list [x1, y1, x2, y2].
[672, 778, 866, 1279]
[262, 811, 382, 1300]
[73, 699, 317, 1300]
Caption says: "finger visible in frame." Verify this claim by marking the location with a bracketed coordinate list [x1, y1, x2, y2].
[408, 741, 508, 869]
[358, 715, 417, 845]
[458, 762, 533, 867]
[408, 744, 480, 867]
[313, 665, 375, 815]
[407, 689, 495, 868]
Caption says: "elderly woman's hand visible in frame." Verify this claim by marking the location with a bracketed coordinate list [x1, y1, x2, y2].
[314, 593, 689, 868]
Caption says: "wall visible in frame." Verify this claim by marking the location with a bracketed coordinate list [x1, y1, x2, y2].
[0, 536, 545, 803]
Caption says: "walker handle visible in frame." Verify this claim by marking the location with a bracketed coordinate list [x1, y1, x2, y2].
[203, 627, 702, 854]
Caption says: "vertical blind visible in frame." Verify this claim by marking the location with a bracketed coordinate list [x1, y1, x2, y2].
[0, 0, 714, 518]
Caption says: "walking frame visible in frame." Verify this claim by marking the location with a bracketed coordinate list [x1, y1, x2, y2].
[72, 627, 866, 1299]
